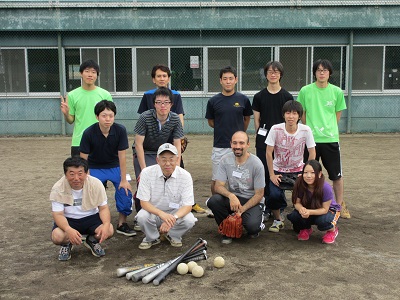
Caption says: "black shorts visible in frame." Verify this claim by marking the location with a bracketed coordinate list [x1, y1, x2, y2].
[52, 213, 102, 236]
[315, 142, 343, 181]
[71, 146, 80, 157]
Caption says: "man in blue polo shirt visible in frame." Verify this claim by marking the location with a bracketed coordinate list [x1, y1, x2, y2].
[80, 100, 135, 237]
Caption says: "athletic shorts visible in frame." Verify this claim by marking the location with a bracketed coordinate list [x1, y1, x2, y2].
[315, 142, 343, 181]
[52, 213, 102, 235]
[71, 146, 80, 157]
[211, 147, 231, 180]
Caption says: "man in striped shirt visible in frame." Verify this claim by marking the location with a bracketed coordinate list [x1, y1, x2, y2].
[133, 87, 184, 213]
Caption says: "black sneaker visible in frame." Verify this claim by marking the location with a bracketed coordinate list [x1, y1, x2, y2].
[58, 243, 72, 261]
[84, 235, 105, 257]
[116, 223, 137, 236]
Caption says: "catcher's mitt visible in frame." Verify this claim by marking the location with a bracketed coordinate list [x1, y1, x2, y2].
[279, 173, 298, 190]
[181, 136, 189, 153]
[218, 214, 243, 238]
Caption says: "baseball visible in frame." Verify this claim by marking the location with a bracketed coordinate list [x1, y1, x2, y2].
[187, 261, 198, 273]
[191, 265, 204, 278]
[213, 256, 225, 268]
[177, 263, 189, 275]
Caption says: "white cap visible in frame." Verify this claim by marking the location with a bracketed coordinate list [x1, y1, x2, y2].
[157, 143, 178, 156]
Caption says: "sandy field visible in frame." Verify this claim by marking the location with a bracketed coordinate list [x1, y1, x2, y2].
[0, 133, 399, 300]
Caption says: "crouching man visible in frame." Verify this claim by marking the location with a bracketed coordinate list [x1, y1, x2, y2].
[136, 143, 197, 249]
[50, 157, 114, 261]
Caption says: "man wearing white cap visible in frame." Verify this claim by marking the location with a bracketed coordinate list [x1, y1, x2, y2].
[135, 143, 197, 249]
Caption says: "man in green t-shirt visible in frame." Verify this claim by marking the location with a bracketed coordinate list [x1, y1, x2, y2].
[60, 60, 113, 157]
[297, 59, 350, 219]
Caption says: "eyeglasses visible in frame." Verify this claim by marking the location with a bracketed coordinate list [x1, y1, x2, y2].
[267, 70, 281, 75]
[316, 69, 329, 74]
[155, 101, 171, 106]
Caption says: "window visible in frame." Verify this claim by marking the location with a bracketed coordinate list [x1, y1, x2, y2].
[208, 48, 238, 93]
[242, 47, 272, 91]
[170, 48, 203, 92]
[136, 48, 168, 92]
[353, 46, 383, 90]
[115, 48, 132, 92]
[0, 49, 26, 93]
[313, 46, 346, 90]
[279, 47, 308, 91]
[384, 46, 400, 90]
[28, 49, 59, 92]
[65, 49, 81, 92]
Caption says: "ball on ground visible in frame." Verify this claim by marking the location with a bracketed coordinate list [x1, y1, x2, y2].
[213, 256, 225, 268]
[177, 263, 189, 275]
[187, 261, 198, 273]
[191, 265, 204, 278]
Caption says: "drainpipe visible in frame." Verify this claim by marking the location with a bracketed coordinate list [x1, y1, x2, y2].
[347, 30, 353, 134]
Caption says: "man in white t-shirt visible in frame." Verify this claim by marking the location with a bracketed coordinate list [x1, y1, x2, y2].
[265, 100, 316, 233]
[135, 143, 197, 250]
[50, 157, 114, 261]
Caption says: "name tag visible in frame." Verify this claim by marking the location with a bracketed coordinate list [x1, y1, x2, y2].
[232, 171, 242, 178]
[169, 202, 180, 209]
[258, 128, 268, 136]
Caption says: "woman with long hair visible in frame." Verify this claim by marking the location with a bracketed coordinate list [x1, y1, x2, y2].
[287, 160, 341, 244]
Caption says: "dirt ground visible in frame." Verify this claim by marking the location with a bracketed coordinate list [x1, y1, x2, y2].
[0, 133, 399, 300]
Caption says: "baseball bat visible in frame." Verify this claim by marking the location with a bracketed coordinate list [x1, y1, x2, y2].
[126, 265, 156, 280]
[182, 253, 207, 263]
[152, 238, 206, 286]
[142, 256, 181, 284]
[131, 261, 170, 282]
[116, 263, 156, 277]
[181, 249, 206, 260]
[181, 250, 207, 262]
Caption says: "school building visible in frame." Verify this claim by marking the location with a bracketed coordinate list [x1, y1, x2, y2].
[1, 0, 399, 135]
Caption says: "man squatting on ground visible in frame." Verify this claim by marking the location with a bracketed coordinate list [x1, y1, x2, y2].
[135, 143, 197, 250]
[50, 157, 114, 261]
[207, 131, 265, 244]
[79, 100, 135, 237]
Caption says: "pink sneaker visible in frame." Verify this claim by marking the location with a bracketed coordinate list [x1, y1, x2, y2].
[297, 228, 313, 241]
[322, 227, 338, 244]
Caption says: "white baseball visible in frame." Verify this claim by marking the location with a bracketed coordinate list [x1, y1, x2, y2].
[191, 265, 204, 278]
[177, 263, 189, 275]
[187, 261, 198, 273]
[213, 256, 225, 268]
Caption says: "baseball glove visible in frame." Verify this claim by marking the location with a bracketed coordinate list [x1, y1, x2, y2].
[218, 214, 243, 238]
[181, 136, 189, 153]
[279, 173, 298, 190]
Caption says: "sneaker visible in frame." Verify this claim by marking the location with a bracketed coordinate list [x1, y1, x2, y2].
[340, 201, 351, 219]
[221, 235, 232, 244]
[138, 238, 161, 250]
[133, 220, 142, 232]
[116, 223, 137, 236]
[165, 235, 183, 247]
[84, 235, 105, 257]
[322, 227, 338, 244]
[263, 211, 271, 223]
[192, 203, 206, 214]
[58, 243, 72, 261]
[297, 228, 313, 241]
[206, 209, 214, 218]
[269, 220, 284, 233]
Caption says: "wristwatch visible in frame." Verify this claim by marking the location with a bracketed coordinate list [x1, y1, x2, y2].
[173, 214, 179, 219]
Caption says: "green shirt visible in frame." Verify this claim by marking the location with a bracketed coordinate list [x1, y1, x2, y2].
[297, 82, 346, 143]
[68, 86, 113, 146]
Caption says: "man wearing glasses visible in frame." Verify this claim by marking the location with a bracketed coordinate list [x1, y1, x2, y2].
[297, 59, 350, 219]
[133, 87, 184, 212]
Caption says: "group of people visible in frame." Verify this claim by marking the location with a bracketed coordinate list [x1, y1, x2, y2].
[50, 58, 349, 261]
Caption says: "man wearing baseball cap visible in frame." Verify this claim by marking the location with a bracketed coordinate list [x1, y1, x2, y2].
[135, 143, 197, 249]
